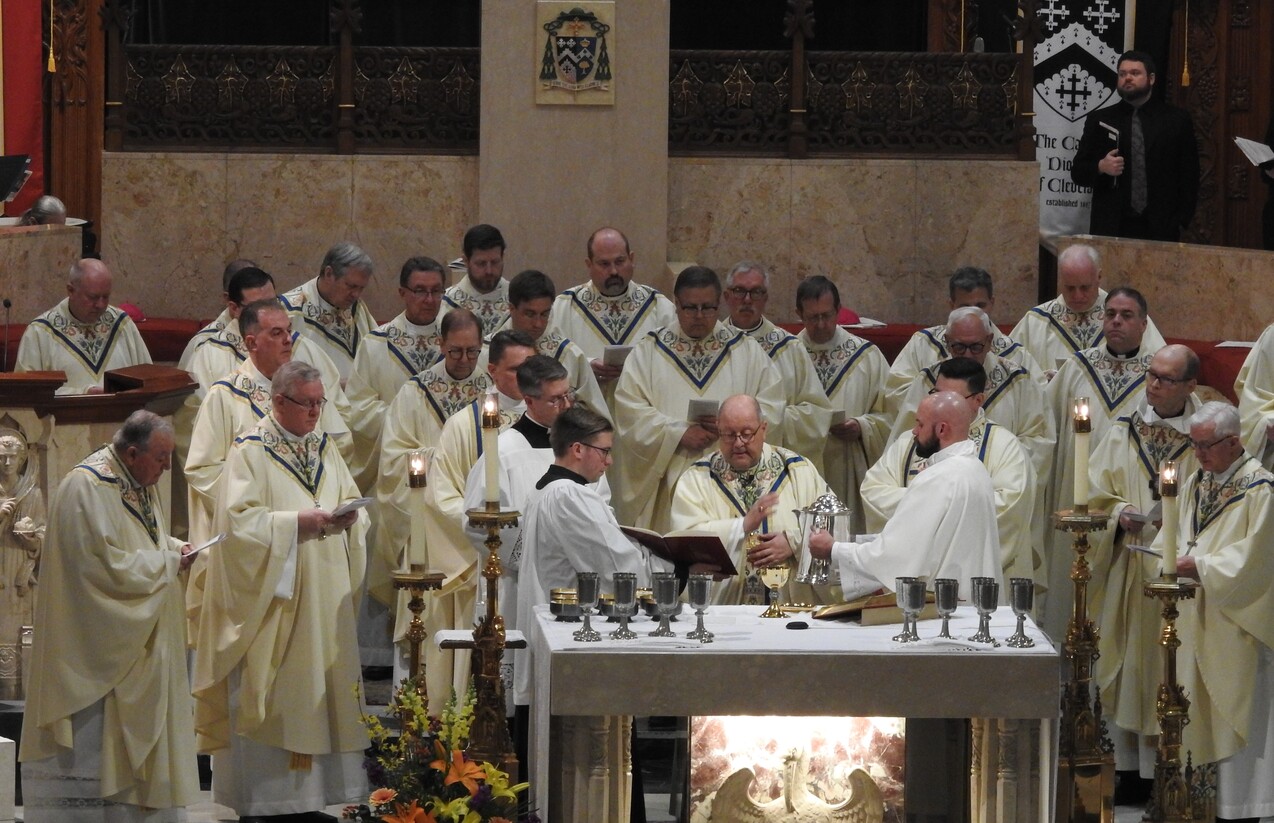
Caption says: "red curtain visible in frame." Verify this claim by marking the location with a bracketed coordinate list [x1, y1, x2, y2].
[2, 0, 46, 217]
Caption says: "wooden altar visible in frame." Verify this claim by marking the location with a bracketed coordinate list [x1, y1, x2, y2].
[527, 605, 1060, 823]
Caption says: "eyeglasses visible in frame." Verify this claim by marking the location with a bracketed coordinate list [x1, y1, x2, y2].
[543, 389, 576, 409]
[720, 429, 761, 445]
[928, 388, 979, 399]
[1146, 369, 1189, 386]
[948, 340, 988, 356]
[1190, 434, 1236, 451]
[404, 287, 444, 298]
[279, 394, 327, 411]
[445, 347, 483, 359]
[727, 286, 768, 300]
[579, 442, 612, 458]
[678, 304, 719, 315]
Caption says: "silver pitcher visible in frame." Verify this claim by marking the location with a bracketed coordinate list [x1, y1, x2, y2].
[792, 491, 852, 586]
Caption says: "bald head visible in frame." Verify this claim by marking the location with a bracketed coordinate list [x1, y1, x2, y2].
[1146, 344, 1198, 418]
[718, 394, 768, 470]
[1058, 244, 1101, 312]
[719, 394, 763, 428]
[66, 259, 114, 323]
[915, 391, 975, 456]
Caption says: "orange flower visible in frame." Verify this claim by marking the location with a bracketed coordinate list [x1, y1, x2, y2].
[382, 799, 434, 823]
[369, 787, 398, 807]
[432, 748, 486, 796]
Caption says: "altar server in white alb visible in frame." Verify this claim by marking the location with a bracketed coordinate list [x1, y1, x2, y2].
[1155, 401, 1274, 823]
[516, 405, 648, 705]
[193, 360, 368, 818]
[670, 394, 833, 605]
[21, 410, 197, 822]
[279, 241, 377, 384]
[613, 265, 784, 531]
[16, 258, 152, 394]
[795, 275, 892, 534]
[809, 390, 1001, 599]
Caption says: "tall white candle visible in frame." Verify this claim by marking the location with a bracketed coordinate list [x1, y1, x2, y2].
[1160, 461, 1178, 577]
[483, 394, 500, 504]
[1073, 397, 1091, 509]
[408, 450, 428, 568]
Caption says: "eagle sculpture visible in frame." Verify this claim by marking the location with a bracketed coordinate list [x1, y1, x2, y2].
[710, 748, 884, 823]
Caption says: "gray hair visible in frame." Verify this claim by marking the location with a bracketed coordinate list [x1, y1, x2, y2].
[112, 410, 173, 453]
[1189, 401, 1240, 439]
[271, 360, 322, 398]
[946, 305, 994, 335]
[68, 258, 109, 287]
[1058, 243, 1100, 272]
[725, 260, 771, 289]
[319, 242, 374, 280]
[20, 195, 67, 226]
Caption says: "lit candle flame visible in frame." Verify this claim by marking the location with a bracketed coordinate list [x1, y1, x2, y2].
[409, 450, 427, 478]
[1160, 460, 1177, 495]
[1073, 397, 1090, 424]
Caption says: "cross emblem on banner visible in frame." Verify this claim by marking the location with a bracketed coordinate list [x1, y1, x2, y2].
[1039, 0, 1068, 32]
[1056, 72, 1092, 116]
[1082, 0, 1120, 35]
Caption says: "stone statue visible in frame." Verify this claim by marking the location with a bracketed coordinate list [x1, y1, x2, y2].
[0, 428, 45, 699]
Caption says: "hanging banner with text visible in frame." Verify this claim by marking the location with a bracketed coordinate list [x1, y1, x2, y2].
[1033, 0, 1132, 236]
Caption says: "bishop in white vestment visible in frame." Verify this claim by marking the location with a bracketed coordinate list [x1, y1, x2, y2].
[1233, 320, 1274, 471]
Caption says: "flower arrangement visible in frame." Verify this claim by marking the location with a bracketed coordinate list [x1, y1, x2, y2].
[344, 683, 533, 823]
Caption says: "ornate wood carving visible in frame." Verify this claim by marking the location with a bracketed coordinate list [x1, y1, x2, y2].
[1176, 0, 1221, 246]
[50, 0, 105, 252]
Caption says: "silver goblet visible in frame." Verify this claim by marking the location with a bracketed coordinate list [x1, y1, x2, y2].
[1006, 577, 1035, 648]
[609, 572, 638, 640]
[648, 572, 678, 637]
[968, 577, 1000, 645]
[573, 571, 602, 642]
[901, 578, 926, 642]
[686, 573, 714, 643]
[934, 578, 959, 639]
[892, 577, 919, 643]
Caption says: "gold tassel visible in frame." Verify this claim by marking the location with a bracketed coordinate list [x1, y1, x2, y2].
[289, 751, 313, 771]
[1180, 0, 1190, 86]
[47, 0, 57, 73]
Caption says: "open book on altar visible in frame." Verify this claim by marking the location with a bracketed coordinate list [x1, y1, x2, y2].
[620, 527, 738, 577]
[813, 590, 940, 625]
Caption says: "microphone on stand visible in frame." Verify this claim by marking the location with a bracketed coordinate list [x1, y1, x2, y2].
[2, 298, 11, 373]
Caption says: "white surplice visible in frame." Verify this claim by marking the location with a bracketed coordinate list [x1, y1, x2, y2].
[1234, 321, 1274, 470]
[830, 439, 1002, 599]
[863, 410, 1036, 587]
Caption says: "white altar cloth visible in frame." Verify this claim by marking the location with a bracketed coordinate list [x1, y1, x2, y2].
[527, 605, 1060, 822]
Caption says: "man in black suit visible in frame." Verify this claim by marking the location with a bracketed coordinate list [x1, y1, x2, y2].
[1071, 50, 1199, 242]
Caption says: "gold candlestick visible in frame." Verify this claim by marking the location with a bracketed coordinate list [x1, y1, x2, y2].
[391, 563, 445, 704]
[441, 503, 525, 783]
[1142, 576, 1210, 822]
[1053, 508, 1115, 823]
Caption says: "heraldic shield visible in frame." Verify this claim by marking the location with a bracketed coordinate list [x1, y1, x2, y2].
[540, 6, 612, 92]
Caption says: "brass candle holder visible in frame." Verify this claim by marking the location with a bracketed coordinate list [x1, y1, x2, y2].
[442, 501, 525, 783]
[391, 563, 445, 704]
[1053, 507, 1115, 823]
[1142, 576, 1209, 822]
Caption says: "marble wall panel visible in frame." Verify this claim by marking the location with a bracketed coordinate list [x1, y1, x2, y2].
[790, 160, 918, 323]
[224, 154, 358, 303]
[914, 160, 1039, 328]
[350, 155, 478, 319]
[101, 152, 228, 317]
[1064, 235, 1274, 341]
[667, 158, 794, 297]
[0, 226, 83, 325]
